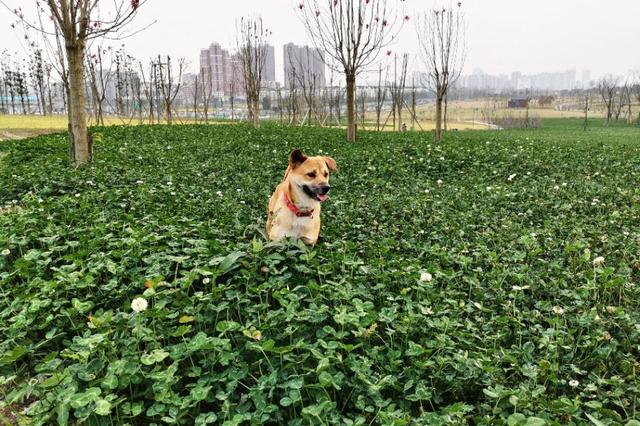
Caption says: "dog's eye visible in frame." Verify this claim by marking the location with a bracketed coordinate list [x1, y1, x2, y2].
[324, 172, 328, 178]
[307, 172, 316, 178]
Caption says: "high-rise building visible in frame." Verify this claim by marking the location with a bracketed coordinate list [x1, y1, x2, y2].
[200, 42, 276, 94]
[283, 43, 326, 88]
[200, 42, 230, 95]
[581, 69, 592, 88]
[263, 45, 276, 87]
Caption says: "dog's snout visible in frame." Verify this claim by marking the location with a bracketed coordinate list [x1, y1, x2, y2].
[318, 185, 331, 195]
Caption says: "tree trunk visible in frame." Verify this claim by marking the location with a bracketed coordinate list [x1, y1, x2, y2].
[434, 93, 443, 142]
[252, 97, 260, 127]
[66, 44, 91, 163]
[346, 73, 356, 142]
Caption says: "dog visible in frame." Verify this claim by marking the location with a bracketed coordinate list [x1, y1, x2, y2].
[267, 149, 337, 246]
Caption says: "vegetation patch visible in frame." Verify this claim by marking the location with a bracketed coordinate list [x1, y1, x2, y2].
[0, 121, 639, 424]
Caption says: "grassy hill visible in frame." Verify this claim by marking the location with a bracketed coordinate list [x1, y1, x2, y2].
[1, 122, 639, 424]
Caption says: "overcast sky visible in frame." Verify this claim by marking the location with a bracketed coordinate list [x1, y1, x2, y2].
[1, 0, 638, 82]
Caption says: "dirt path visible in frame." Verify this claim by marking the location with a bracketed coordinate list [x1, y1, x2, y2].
[0, 129, 59, 141]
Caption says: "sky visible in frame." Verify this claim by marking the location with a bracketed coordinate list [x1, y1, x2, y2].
[1, 0, 639, 83]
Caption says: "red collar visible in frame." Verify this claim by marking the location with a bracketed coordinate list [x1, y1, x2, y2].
[284, 193, 314, 218]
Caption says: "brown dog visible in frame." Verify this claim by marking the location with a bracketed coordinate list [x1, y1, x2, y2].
[267, 149, 337, 246]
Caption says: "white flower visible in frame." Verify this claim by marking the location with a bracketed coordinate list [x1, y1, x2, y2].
[216, 191, 223, 197]
[486, 186, 492, 191]
[131, 297, 148, 313]
[136, 180, 144, 185]
[202, 277, 210, 284]
[507, 173, 516, 181]
[553, 185, 559, 190]
[420, 272, 433, 282]
[569, 379, 579, 387]
[424, 189, 430, 194]
[436, 179, 443, 185]
[1, 249, 10, 256]
[552, 305, 564, 315]
[593, 256, 605, 267]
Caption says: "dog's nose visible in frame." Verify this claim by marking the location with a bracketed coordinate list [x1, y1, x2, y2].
[318, 185, 331, 195]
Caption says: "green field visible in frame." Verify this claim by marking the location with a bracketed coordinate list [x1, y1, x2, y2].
[1, 120, 639, 424]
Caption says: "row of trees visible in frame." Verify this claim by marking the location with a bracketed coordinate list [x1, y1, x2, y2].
[8, 0, 467, 164]
[0, 48, 55, 115]
[597, 75, 640, 124]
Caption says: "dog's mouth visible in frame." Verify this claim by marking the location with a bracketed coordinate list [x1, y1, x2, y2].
[303, 185, 329, 202]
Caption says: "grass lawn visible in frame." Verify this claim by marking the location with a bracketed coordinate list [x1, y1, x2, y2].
[0, 120, 639, 424]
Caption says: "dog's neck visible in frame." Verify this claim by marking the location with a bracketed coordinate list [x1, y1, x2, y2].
[287, 181, 318, 212]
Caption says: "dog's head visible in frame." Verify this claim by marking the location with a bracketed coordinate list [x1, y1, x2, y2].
[286, 149, 337, 202]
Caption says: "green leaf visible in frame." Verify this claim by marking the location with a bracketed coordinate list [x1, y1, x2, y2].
[482, 388, 499, 399]
[94, 399, 112, 416]
[140, 349, 169, 365]
[69, 387, 101, 409]
[586, 414, 607, 426]
[507, 413, 526, 426]
[0, 345, 28, 365]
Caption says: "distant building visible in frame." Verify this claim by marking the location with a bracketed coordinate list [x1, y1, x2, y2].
[200, 42, 231, 96]
[459, 69, 577, 92]
[508, 97, 530, 109]
[581, 69, 592, 89]
[283, 43, 326, 88]
[263, 45, 276, 87]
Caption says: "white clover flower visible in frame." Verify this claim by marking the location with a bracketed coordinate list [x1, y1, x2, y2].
[131, 297, 148, 313]
[136, 180, 144, 185]
[486, 186, 492, 191]
[420, 272, 433, 282]
[562, 182, 567, 187]
[553, 185, 559, 190]
[437, 179, 443, 185]
[1, 249, 10, 256]
[424, 189, 430, 194]
[216, 191, 223, 197]
[202, 277, 210, 284]
[507, 173, 516, 181]
[552, 305, 565, 315]
[593, 256, 605, 267]
[569, 379, 579, 387]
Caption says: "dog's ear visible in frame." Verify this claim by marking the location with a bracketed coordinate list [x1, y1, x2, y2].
[289, 149, 307, 168]
[324, 156, 337, 172]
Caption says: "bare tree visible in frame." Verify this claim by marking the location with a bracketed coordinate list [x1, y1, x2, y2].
[237, 17, 270, 127]
[389, 53, 408, 131]
[7, 1, 145, 163]
[298, 0, 402, 142]
[157, 55, 184, 125]
[200, 66, 214, 123]
[417, 3, 466, 142]
[597, 75, 619, 124]
[291, 46, 322, 126]
[85, 46, 111, 125]
[286, 63, 299, 124]
[374, 64, 388, 131]
[583, 92, 591, 131]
